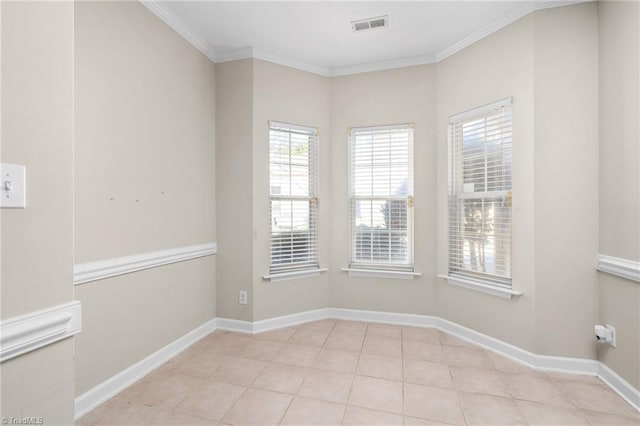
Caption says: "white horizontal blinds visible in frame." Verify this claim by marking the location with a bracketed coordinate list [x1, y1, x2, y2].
[349, 124, 414, 270]
[269, 121, 319, 272]
[448, 98, 512, 286]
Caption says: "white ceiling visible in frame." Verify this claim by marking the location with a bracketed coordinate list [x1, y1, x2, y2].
[147, 1, 583, 76]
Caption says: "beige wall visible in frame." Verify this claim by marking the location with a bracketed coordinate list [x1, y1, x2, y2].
[329, 3, 602, 361]
[329, 65, 438, 315]
[216, 58, 332, 321]
[597, 0, 640, 389]
[74, 1, 216, 394]
[0, 1, 75, 423]
[436, 14, 537, 352]
[75, 259, 215, 394]
[215, 59, 254, 321]
[532, 3, 599, 359]
[252, 59, 332, 321]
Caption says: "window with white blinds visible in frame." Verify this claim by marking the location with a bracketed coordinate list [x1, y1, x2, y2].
[269, 121, 319, 273]
[448, 98, 512, 287]
[349, 124, 414, 270]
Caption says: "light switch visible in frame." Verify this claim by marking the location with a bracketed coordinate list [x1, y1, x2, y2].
[0, 163, 26, 208]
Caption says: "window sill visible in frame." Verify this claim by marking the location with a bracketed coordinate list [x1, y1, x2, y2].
[438, 274, 523, 299]
[263, 268, 328, 282]
[341, 267, 422, 280]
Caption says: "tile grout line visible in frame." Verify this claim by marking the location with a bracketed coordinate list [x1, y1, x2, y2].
[278, 320, 338, 426]
[339, 321, 368, 425]
[86, 321, 640, 425]
[400, 326, 406, 421]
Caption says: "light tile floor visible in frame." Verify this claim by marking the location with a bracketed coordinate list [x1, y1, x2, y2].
[77, 320, 640, 426]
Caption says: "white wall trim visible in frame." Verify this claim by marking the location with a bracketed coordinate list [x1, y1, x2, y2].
[342, 268, 422, 280]
[263, 268, 328, 282]
[140, 1, 217, 63]
[329, 53, 436, 77]
[142, 0, 592, 77]
[75, 306, 638, 419]
[253, 309, 329, 333]
[74, 318, 217, 420]
[253, 48, 332, 77]
[597, 254, 640, 283]
[1, 301, 82, 363]
[599, 361, 640, 411]
[434, 2, 541, 63]
[74, 243, 217, 285]
[215, 317, 254, 334]
[217, 308, 638, 412]
[438, 274, 523, 299]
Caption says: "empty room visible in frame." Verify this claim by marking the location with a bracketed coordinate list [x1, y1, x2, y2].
[1, 0, 639, 425]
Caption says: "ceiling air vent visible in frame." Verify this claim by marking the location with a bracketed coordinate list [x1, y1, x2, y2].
[351, 15, 388, 32]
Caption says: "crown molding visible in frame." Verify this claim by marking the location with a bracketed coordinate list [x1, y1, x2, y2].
[140, 0, 217, 63]
[253, 49, 332, 77]
[435, 1, 535, 63]
[329, 53, 436, 77]
[141, 0, 594, 77]
[215, 46, 255, 63]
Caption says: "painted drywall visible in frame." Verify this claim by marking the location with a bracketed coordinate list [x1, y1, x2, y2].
[252, 59, 332, 321]
[329, 65, 438, 316]
[598, 0, 640, 262]
[436, 13, 537, 352]
[74, 259, 215, 394]
[532, 2, 599, 359]
[74, 1, 216, 262]
[597, 0, 640, 389]
[74, 1, 216, 394]
[215, 59, 254, 321]
[0, 1, 75, 422]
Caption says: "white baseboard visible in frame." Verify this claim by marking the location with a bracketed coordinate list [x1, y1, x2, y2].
[215, 317, 253, 333]
[75, 307, 639, 419]
[216, 307, 638, 412]
[74, 318, 217, 420]
[328, 308, 600, 375]
[599, 361, 640, 412]
[253, 308, 329, 333]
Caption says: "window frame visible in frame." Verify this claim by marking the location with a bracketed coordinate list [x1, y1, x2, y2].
[268, 120, 320, 274]
[348, 123, 415, 272]
[447, 98, 513, 289]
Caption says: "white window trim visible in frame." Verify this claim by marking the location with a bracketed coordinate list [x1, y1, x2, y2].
[341, 267, 422, 280]
[438, 274, 523, 299]
[348, 123, 415, 271]
[263, 267, 328, 282]
[450, 97, 512, 123]
[268, 120, 319, 274]
[447, 97, 513, 287]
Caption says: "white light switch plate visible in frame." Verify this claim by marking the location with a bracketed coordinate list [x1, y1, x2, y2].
[1, 163, 26, 208]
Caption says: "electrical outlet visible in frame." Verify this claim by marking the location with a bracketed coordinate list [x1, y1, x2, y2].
[607, 324, 616, 348]
[239, 290, 248, 305]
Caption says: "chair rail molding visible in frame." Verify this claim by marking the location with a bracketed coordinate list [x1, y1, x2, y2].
[1, 300, 82, 362]
[597, 254, 640, 283]
[74, 243, 217, 285]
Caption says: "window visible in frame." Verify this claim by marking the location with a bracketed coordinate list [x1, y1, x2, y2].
[348, 124, 414, 270]
[269, 121, 319, 273]
[448, 98, 512, 287]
